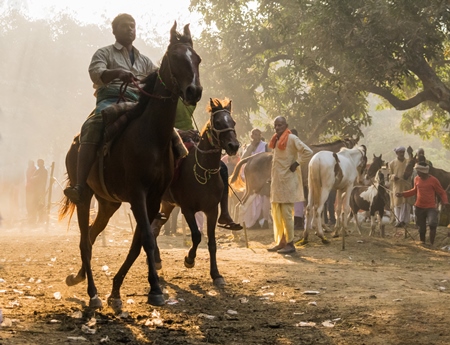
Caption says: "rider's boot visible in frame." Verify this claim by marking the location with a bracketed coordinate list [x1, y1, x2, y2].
[217, 161, 242, 230]
[64, 143, 97, 204]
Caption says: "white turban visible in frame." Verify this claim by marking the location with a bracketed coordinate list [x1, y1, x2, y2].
[414, 164, 429, 174]
[394, 146, 406, 153]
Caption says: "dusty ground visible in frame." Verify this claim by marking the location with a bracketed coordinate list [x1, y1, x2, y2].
[1, 214, 450, 345]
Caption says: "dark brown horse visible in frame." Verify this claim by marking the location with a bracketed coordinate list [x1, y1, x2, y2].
[151, 98, 240, 286]
[59, 23, 202, 309]
[404, 154, 450, 193]
[365, 154, 385, 180]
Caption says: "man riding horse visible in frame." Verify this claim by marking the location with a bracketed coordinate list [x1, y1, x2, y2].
[63, 13, 241, 231]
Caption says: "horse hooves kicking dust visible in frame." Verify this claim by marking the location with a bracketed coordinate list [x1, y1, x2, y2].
[184, 256, 195, 268]
[213, 277, 226, 287]
[107, 297, 123, 313]
[65, 274, 85, 286]
[89, 295, 103, 309]
[148, 293, 165, 306]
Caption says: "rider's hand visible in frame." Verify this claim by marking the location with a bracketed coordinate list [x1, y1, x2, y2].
[118, 70, 137, 83]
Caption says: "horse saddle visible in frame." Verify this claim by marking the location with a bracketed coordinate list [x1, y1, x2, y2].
[97, 102, 189, 201]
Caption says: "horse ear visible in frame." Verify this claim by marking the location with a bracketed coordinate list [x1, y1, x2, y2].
[373, 153, 376, 158]
[226, 100, 232, 112]
[209, 98, 215, 108]
[170, 21, 178, 43]
[183, 24, 192, 42]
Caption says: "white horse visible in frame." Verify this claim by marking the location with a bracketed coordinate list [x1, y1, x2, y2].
[298, 145, 367, 245]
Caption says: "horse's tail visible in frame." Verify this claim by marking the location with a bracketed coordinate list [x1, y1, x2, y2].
[229, 155, 254, 185]
[58, 180, 76, 223]
[308, 157, 322, 208]
[333, 153, 343, 183]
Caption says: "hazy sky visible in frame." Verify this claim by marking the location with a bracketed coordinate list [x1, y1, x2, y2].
[4, 0, 202, 36]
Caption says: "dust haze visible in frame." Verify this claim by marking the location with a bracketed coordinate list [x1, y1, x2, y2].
[0, 11, 448, 229]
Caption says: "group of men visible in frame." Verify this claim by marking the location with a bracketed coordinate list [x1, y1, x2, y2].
[64, 13, 447, 251]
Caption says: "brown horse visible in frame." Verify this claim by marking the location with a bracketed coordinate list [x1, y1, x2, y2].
[151, 98, 240, 286]
[59, 23, 202, 309]
[404, 154, 450, 193]
[365, 154, 385, 180]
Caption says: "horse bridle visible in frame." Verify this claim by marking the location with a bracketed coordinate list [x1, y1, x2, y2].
[206, 109, 237, 149]
[117, 42, 192, 102]
[192, 108, 237, 184]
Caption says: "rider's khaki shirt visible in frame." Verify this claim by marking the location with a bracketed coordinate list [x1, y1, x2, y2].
[88, 41, 156, 96]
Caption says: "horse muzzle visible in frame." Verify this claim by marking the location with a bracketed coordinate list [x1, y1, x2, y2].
[183, 84, 203, 106]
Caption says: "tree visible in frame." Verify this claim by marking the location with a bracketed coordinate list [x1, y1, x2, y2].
[190, 0, 450, 145]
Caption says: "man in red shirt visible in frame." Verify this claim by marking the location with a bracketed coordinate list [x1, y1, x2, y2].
[396, 162, 449, 246]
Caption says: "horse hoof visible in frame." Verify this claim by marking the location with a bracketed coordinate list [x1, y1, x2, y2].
[184, 256, 195, 268]
[89, 295, 103, 309]
[65, 274, 84, 286]
[147, 294, 165, 306]
[295, 238, 308, 246]
[332, 232, 339, 238]
[155, 262, 162, 270]
[107, 297, 122, 313]
[213, 277, 226, 287]
[321, 238, 331, 245]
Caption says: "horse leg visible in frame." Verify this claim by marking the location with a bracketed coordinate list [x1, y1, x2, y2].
[354, 211, 363, 235]
[340, 187, 352, 238]
[109, 197, 164, 310]
[66, 198, 121, 287]
[369, 214, 376, 237]
[205, 209, 225, 287]
[315, 202, 329, 244]
[333, 191, 344, 238]
[298, 205, 311, 245]
[379, 210, 385, 237]
[74, 191, 105, 309]
[183, 211, 202, 269]
[150, 201, 175, 270]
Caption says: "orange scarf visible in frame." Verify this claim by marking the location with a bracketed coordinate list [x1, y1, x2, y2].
[269, 129, 291, 150]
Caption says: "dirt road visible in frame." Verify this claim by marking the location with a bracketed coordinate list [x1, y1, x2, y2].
[1, 218, 450, 344]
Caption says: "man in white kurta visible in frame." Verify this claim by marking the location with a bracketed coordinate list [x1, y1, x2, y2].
[240, 129, 271, 228]
[268, 117, 313, 254]
[389, 146, 413, 227]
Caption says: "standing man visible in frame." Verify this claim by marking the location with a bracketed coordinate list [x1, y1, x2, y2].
[30, 159, 48, 224]
[241, 128, 269, 159]
[64, 13, 157, 203]
[240, 128, 271, 229]
[389, 146, 413, 227]
[25, 160, 36, 223]
[396, 162, 448, 246]
[267, 117, 313, 254]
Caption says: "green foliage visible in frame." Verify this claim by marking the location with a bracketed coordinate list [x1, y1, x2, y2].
[191, 0, 450, 145]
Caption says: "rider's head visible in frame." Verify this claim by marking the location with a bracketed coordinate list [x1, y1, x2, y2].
[112, 14, 136, 46]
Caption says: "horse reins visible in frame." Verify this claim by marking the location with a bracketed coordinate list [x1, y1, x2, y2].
[117, 43, 193, 103]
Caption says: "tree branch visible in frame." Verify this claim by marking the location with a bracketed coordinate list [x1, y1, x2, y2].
[305, 100, 349, 143]
[363, 85, 435, 110]
[249, 54, 291, 91]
